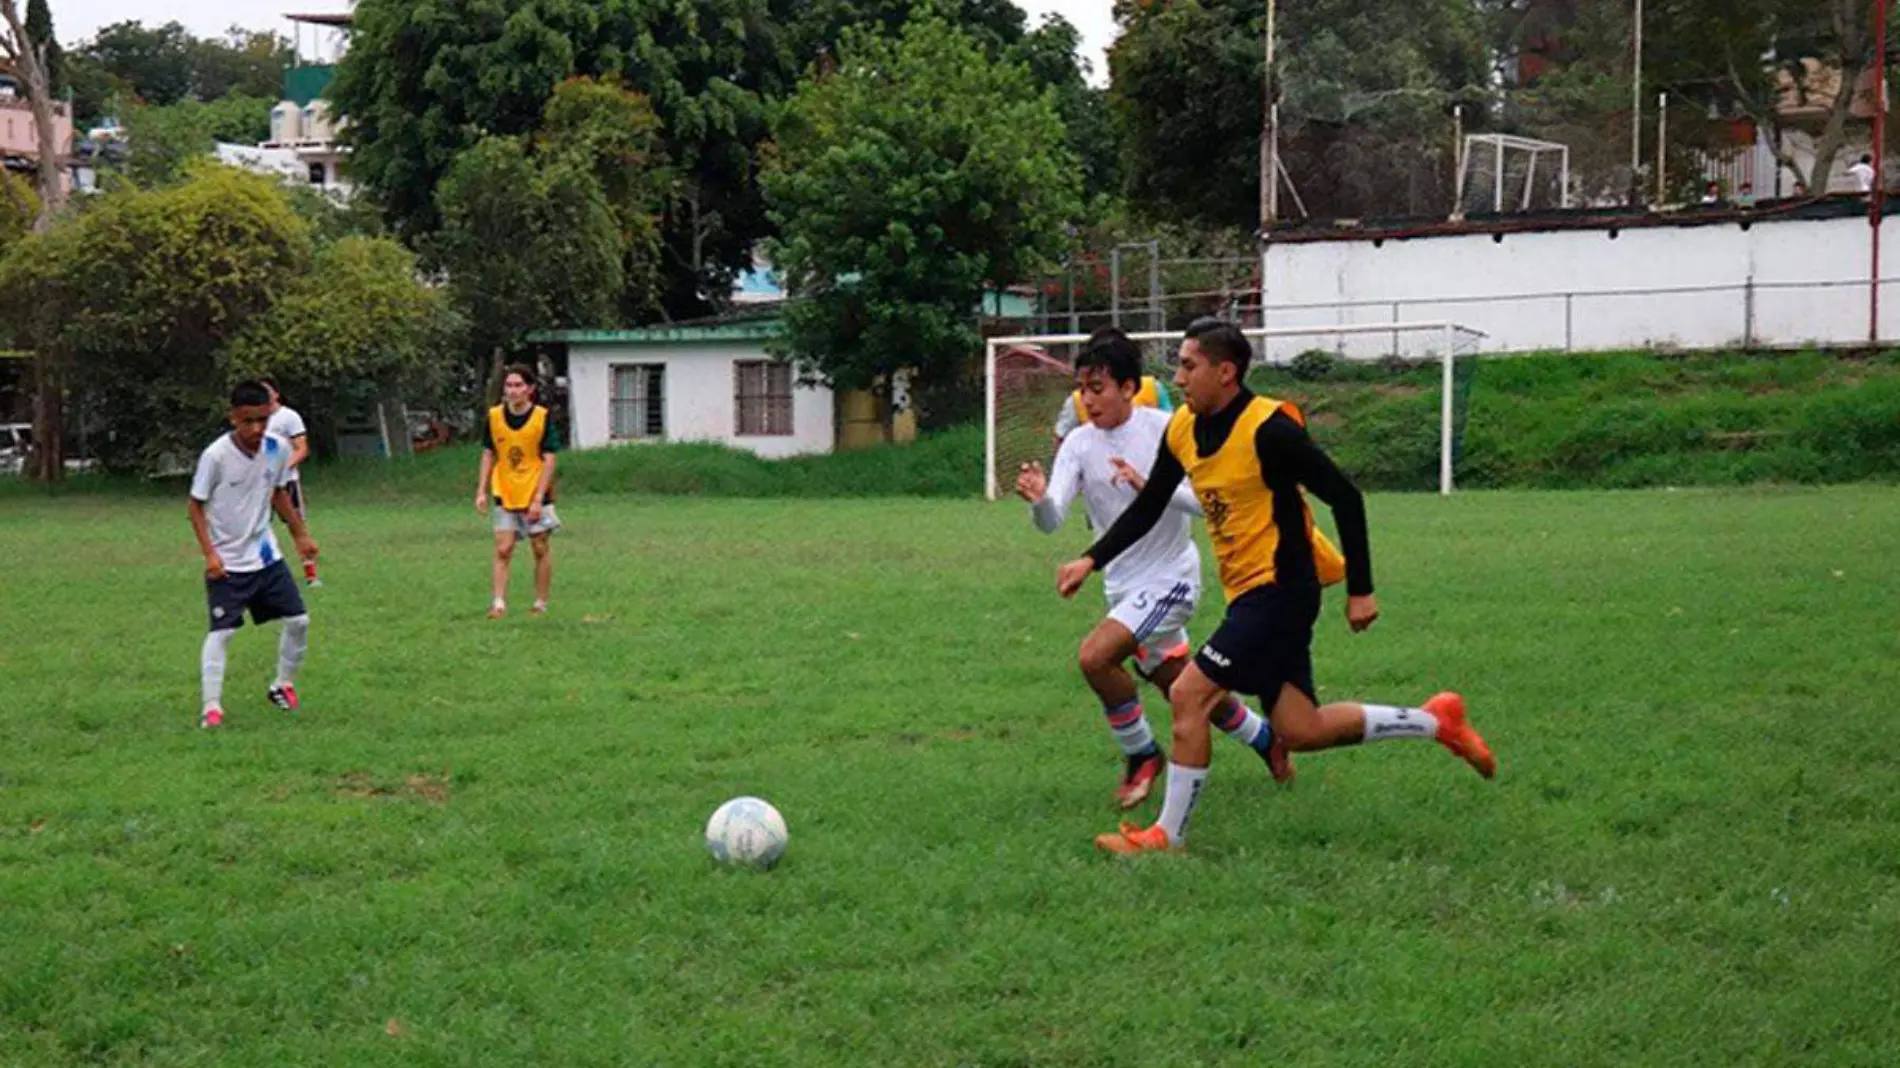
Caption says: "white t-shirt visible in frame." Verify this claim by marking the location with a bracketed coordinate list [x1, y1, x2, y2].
[266, 406, 308, 479]
[1032, 406, 1201, 601]
[1850, 161, 1876, 193]
[189, 432, 295, 573]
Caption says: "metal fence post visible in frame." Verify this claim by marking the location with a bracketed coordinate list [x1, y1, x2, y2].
[1565, 293, 1575, 352]
[1743, 277, 1755, 349]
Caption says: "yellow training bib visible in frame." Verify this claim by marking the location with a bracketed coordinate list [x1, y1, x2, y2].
[1166, 396, 1347, 602]
[488, 404, 550, 511]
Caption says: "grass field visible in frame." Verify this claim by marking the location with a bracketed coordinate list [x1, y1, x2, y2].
[2, 486, 1898, 1066]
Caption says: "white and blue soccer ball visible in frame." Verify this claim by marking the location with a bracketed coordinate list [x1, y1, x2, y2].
[704, 796, 788, 870]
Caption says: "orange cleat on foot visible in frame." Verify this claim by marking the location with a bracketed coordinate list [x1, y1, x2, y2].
[1425, 692, 1496, 779]
[1094, 822, 1178, 855]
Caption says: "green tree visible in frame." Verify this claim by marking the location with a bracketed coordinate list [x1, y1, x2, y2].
[0, 166, 312, 473]
[329, 0, 779, 321]
[1010, 14, 1121, 206]
[73, 20, 197, 105]
[229, 236, 462, 431]
[536, 77, 670, 324]
[764, 14, 1081, 429]
[117, 100, 218, 187]
[1110, 0, 1489, 227]
[24, 0, 59, 93]
[432, 137, 626, 379]
[0, 167, 39, 256]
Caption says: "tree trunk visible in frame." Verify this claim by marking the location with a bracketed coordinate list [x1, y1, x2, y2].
[2, 0, 69, 482]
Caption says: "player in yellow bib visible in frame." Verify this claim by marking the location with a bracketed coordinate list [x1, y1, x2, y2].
[474, 365, 562, 619]
[1056, 318, 1496, 855]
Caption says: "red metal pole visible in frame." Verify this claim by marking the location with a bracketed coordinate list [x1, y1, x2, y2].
[1875, 0, 1889, 345]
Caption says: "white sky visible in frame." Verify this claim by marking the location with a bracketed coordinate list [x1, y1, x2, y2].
[51, 0, 1116, 84]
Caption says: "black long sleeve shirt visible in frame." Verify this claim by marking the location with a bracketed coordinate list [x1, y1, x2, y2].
[1085, 389, 1374, 597]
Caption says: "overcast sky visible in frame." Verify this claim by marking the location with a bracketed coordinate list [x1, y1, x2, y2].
[49, 0, 1118, 84]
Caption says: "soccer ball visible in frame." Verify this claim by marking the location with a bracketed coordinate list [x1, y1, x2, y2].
[704, 796, 788, 870]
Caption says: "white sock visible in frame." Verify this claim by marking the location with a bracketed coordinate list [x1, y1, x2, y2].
[1155, 763, 1209, 845]
[275, 614, 309, 688]
[201, 629, 235, 710]
[492, 597, 506, 610]
[1215, 698, 1267, 746]
[1362, 704, 1438, 743]
[1103, 699, 1158, 757]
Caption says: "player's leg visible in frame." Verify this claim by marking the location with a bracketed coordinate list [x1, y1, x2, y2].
[288, 480, 321, 587]
[199, 574, 248, 728]
[1257, 588, 1495, 778]
[1077, 616, 1163, 809]
[1142, 626, 1291, 782]
[248, 560, 310, 713]
[1268, 685, 1495, 778]
[490, 515, 519, 618]
[529, 531, 552, 615]
[1095, 659, 1226, 854]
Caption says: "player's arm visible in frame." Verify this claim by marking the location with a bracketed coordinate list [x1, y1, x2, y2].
[288, 434, 309, 468]
[528, 417, 560, 520]
[1256, 412, 1376, 628]
[1051, 395, 1080, 445]
[475, 415, 496, 512]
[272, 485, 320, 561]
[1056, 438, 1186, 596]
[1027, 437, 1082, 533]
[187, 452, 224, 579]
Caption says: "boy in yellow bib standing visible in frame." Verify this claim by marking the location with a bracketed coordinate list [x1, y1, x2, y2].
[1057, 319, 1496, 854]
[474, 365, 561, 619]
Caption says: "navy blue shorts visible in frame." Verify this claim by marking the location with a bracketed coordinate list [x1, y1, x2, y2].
[206, 560, 306, 632]
[284, 479, 306, 517]
[1194, 583, 1322, 702]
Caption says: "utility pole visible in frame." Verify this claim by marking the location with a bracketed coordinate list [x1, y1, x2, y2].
[1261, 0, 1279, 229]
[1631, 0, 1644, 204]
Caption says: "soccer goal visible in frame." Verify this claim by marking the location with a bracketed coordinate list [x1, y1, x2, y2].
[984, 321, 1487, 500]
[1457, 134, 1571, 216]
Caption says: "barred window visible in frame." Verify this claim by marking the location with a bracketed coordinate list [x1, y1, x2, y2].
[610, 364, 665, 439]
[734, 360, 794, 437]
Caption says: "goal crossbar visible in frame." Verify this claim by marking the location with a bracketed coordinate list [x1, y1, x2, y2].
[984, 320, 1487, 500]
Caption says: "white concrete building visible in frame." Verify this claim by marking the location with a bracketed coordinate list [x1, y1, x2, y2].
[1262, 203, 1899, 356]
[546, 323, 838, 458]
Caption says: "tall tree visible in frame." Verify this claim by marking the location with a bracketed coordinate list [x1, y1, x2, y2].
[23, 0, 59, 93]
[764, 14, 1081, 430]
[330, 0, 779, 322]
[1010, 14, 1121, 205]
[1109, 0, 1490, 227]
[2, 0, 69, 481]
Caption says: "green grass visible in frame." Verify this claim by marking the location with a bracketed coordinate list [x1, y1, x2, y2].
[3, 486, 1899, 1066]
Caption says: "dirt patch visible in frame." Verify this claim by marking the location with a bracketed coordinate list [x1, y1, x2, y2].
[334, 771, 452, 805]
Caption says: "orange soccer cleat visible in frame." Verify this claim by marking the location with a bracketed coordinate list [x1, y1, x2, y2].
[1424, 692, 1496, 779]
[1094, 821, 1178, 855]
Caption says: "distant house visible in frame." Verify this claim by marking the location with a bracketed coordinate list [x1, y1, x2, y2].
[532, 319, 915, 458]
[0, 73, 75, 192]
[261, 11, 354, 193]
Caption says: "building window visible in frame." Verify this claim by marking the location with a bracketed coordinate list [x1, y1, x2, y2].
[734, 360, 794, 436]
[610, 364, 665, 440]
[308, 162, 326, 185]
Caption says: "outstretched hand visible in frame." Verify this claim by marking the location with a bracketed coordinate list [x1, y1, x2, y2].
[1107, 457, 1145, 493]
[1056, 557, 1094, 599]
[1015, 461, 1047, 503]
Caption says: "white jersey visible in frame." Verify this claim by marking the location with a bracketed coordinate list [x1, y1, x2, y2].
[1033, 406, 1201, 601]
[189, 432, 295, 573]
[265, 406, 308, 480]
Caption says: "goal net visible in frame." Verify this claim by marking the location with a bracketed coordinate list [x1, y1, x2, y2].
[985, 321, 1487, 499]
[1457, 134, 1571, 216]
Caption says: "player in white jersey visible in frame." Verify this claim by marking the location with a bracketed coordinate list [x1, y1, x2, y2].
[260, 379, 321, 587]
[1017, 328, 1292, 808]
[187, 381, 321, 729]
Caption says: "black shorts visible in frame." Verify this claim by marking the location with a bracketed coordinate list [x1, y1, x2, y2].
[1194, 583, 1322, 701]
[284, 479, 306, 517]
[206, 560, 307, 632]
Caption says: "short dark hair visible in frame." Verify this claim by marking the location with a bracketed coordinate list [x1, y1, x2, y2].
[1184, 317, 1252, 375]
[1074, 327, 1143, 388]
[230, 381, 272, 408]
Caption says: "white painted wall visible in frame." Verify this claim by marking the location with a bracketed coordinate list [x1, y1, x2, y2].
[1263, 212, 1900, 357]
[568, 342, 834, 458]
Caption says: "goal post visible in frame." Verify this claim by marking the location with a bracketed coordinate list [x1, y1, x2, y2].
[984, 321, 1488, 500]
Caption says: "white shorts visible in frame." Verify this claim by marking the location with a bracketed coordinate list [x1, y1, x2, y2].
[493, 503, 562, 539]
[1107, 579, 1198, 675]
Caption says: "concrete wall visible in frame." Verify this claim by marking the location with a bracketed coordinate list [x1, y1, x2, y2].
[569, 342, 834, 457]
[1263, 212, 1898, 357]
